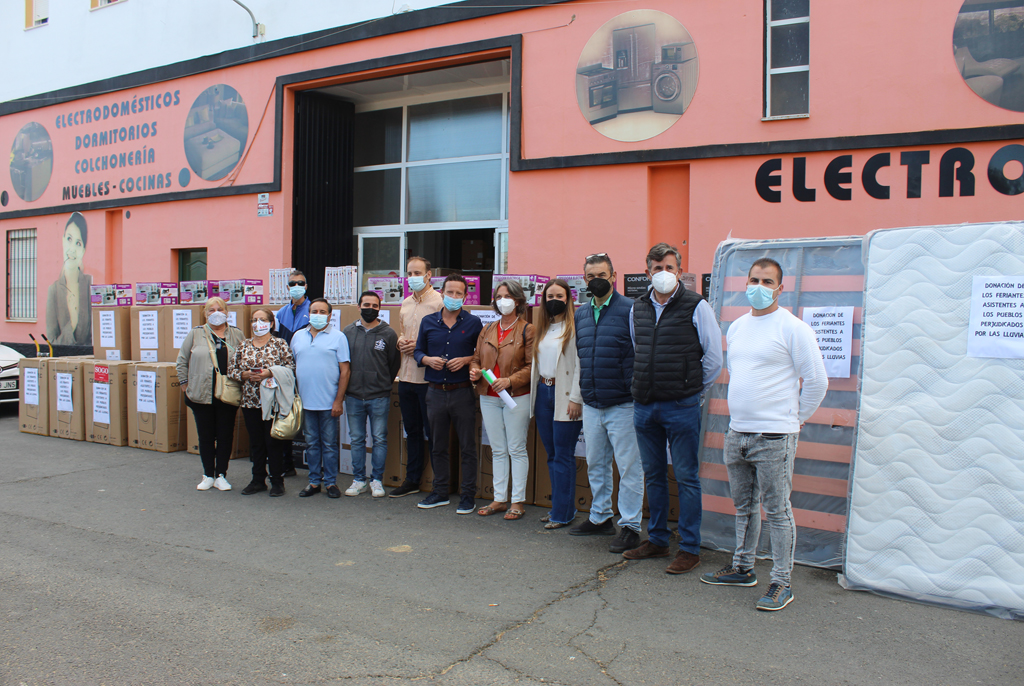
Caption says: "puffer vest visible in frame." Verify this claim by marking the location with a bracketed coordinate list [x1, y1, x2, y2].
[575, 291, 635, 408]
[631, 287, 705, 404]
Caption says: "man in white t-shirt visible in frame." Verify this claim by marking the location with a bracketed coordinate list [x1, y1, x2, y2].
[700, 257, 827, 612]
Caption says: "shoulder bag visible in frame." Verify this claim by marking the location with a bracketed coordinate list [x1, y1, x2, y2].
[271, 393, 303, 440]
[205, 329, 241, 406]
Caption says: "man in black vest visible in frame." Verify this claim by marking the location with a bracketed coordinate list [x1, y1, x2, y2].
[624, 242, 722, 574]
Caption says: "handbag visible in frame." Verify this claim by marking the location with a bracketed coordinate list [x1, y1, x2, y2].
[271, 392, 303, 441]
[204, 329, 241, 406]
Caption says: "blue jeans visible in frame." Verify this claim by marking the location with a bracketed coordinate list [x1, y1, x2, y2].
[535, 383, 581, 525]
[303, 409, 339, 487]
[346, 396, 390, 482]
[633, 395, 702, 553]
[582, 402, 644, 532]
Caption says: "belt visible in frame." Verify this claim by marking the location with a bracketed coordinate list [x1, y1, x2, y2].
[540, 376, 556, 386]
[428, 381, 473, 391]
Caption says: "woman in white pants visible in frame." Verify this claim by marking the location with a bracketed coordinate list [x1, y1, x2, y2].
[470, 281, 535, 520]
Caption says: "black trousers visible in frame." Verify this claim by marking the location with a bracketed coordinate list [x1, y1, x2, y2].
[242, 407, 286, 483]
[426, 386, 477, 498]
[190, 397, 237, 478]
[398, 381, 429, 484]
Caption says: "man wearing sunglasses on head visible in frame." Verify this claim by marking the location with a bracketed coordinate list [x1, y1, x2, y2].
[275, 270, 311, 345]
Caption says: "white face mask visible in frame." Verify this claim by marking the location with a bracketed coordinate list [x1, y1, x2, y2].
[252, 320, 272, 336]
[495, 297, 516, 315]
[651, 270, 678, 295]
[206, 311, 228, 327]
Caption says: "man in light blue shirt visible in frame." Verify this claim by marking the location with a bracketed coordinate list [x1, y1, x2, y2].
[290, 298, 351, 498]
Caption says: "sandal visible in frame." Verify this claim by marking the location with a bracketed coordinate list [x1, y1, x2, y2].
[477, 504, 508, 516]
[540, 514, 550, 523]
[503, 509, 526, 521]
[544, 520, 572, 530]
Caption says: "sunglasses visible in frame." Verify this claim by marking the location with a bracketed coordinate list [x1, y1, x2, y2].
[585, 252, 609, 260]
[288, 280, 306, 287]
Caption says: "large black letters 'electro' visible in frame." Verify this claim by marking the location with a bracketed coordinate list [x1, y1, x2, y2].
[631, 288, 705, 404]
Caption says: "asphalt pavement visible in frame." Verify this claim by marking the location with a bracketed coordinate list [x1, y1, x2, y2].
[1, 403, 1021, 686]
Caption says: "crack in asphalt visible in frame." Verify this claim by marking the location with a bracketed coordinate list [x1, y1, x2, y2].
[566, 563, 629, 686]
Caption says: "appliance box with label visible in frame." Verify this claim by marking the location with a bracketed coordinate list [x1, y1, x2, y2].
[491, 274, 550, 306]
[179, 280, 220, 305]
[226, 304, 251, 338]
[84, 360, 133, 446]
[92, 306, 133, 361]
[575, 65, 618, 124]
[131, 305, 205, 363]
[128, 362, 187, 452]
[556, 274, 592, 305]
[135, 282, 180, 305]
[368, 276, 406, 305]
[18, 358, 50, 435]
[90, 283, 132, 308]
[217, 279, 263, 305]
[48, 358, 87, 441]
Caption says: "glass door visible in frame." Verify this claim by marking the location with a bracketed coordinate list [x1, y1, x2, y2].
[358, 233, 405, 298]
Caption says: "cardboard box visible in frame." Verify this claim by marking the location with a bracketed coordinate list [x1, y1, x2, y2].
[492, 274, 550, 306]
[329, 304, 362, 332]
[186, 405, 249, 459]
[84, 360, 133, 446]
[461, 239, 487, 270]
[90, 283, 132, 307]
[179, 280, 219, 305]
[48, 358, 88, 440]
[18, 358, 49, 435]
[556, 275, 593, 306]
[131, 304, 205, 363]
[368, 276, 406, 305]
[464, 305, 501, 328]
[380, 305, 402, 338]
[128, 362, 187, 452]
[92, 306, 132, 361]
[135, 282, 179, 305]
[226, 304, 251, 338]
[532, 421, 621, 516]
[217, 279, 263, 304]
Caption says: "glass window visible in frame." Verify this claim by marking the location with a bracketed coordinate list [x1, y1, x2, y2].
[353, 169, 401, 226]
[178, 248, 207, 282]
[407, 160, 502, 224]
[771, 23, 809, 69]
[770, 71, 809, 117]
[771, 0, 809, 21]
[354, 108, 402, 167]
[361, 235, 403, 291]
[407, 95, 503, 161]
[764, 0, 810, 118]
[25, 0, 48, 28]
[6, 229, 36, 320]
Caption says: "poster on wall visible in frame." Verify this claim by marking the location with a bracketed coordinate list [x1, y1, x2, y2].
[953, 0, 1024, 112]
[45, 212, 94, 346]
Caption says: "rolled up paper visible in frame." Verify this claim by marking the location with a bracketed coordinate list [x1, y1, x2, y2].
[481, 368, 517, 409]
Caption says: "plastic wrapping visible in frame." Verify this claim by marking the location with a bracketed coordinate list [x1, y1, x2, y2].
[700, 237, 865, 569]
[843, 223, 1024, 620]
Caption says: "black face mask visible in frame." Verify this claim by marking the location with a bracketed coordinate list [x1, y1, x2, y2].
[544, 299, 567, 317]
[360, 308, 379, 323]
[587, 277, 611, 298]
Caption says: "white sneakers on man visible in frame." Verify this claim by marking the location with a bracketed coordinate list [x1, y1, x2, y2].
[213, 475, 232, 491]
[197, 476, 215, 490]
[370, 480, 385, 498]
[346, 480, 368, 496]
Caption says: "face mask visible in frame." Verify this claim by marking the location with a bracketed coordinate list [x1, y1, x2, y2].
[407, 276, 426, 292]
[360, 307, 378, 323]
[289, 285, 306, 300]
[206, 311, 228, 327]
[252, 320, 272, 336]
[587, 277, 611, 299]
[495, 298, 516, 315]
[545, 299, 567, 317]
[309, 313, 329, 330]
[651, 270, 678, 295]
[443, 295, 464, 312]
[746, 284, 780, 310]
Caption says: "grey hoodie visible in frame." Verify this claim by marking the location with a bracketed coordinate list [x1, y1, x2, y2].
[342, 318, 400, 400]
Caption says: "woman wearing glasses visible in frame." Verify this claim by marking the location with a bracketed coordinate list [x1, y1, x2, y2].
[275, 270, 310, 344]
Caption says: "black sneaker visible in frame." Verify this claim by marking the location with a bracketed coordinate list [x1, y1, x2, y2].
[455, 495, 476, 515]
[417, 492, 450, 509]
[700, 565, 757, 586]
[389, 481, 420, 498]
[299, 484, 321, 497]
[608, 527, 641, 554]
[268, 481, 285, 497]
[240, 480, 267, 495]
[569, 518, 616, 536]
[326, 485, 342, 499]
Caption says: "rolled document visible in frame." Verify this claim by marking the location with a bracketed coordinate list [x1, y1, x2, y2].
[481, 368, 517, 409]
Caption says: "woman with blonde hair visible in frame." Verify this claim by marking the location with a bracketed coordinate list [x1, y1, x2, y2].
[530, 278, 583, 529]
[176, 297, 244, 491]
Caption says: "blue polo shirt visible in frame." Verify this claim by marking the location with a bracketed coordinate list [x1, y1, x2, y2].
[290, 324, 350, 410]
[414, 309, 483, 384]
[276, 299, 310, 344]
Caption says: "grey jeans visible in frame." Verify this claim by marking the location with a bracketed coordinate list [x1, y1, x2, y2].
[723, 430, 799, 586]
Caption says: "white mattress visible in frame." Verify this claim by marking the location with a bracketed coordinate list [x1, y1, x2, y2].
[844, 222, 1024, 618]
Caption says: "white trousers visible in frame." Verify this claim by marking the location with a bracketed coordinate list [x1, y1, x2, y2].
[479, 394, 532, 503]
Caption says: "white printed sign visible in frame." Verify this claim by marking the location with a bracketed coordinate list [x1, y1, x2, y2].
[139, 311, 159, 349]
[227, 311, 237, 327]
[967, 275, 1024, 359]
[141, 350, 157, 362]
[105, 349, 121, 360]
[468, 310, 501, 325]
[330, 310, 341, 330]
[802, 306, 854, 378]
[172, 310, 193, 348]
[93, 383, 110, 425]
[137, 371, 157, 414]
[378, 309, 391, 324]
[23, 368, 39, 405]
[56, 372, 74, 412]
[99, 310, 116, 348]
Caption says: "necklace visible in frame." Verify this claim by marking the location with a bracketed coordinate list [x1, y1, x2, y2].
[499, 316, 519, 332]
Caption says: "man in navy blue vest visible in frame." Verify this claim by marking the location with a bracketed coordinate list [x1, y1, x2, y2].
[624, 243, 722, 574]
[570, 253, 646, 554]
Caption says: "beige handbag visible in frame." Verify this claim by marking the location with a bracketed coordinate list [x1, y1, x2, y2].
[204, 329, 241, 406]
[271, 393, 303, 440]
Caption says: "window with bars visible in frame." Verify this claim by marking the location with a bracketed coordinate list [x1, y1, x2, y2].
[7, 229, 37, 320]
[764, 0, 809, 119]
[25, 0, 48, 28]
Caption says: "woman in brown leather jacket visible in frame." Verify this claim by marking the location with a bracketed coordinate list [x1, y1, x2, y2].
[469, 280, 535, 520]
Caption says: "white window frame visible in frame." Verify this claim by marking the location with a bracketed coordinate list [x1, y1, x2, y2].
[357, 232, 406, 292]
[6, 228, 37, 321]
[763, 1, 810, 120]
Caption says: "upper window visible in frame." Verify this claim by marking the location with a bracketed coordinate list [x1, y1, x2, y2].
[90, 0, 127, 9]
[764, 0, 809, 119]
[7, 229, 37, 321]
[24, 0, 48, 29]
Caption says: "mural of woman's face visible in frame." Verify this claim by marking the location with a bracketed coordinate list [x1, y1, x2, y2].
[63, 223, 85, 270]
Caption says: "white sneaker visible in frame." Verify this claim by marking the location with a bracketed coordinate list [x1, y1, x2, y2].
[213, 475, 232, 491]
[197, 476, 215, 491]
[370, 480, 385, 498]
[346, 480, 368, 496]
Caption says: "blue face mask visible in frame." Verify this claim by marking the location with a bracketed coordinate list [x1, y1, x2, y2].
[407, 276, 426, 292]
[309, 313, 329, 330]
[289, 285, 306, 300]
[746, 284, 779, 310]
[443, 295, 464, 312]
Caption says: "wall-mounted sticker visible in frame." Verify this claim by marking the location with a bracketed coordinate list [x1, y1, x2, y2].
[46, 212, 93, 346]
[9, 122, 53, 202]
[576, 9, 698, 142]
[183, 84, 249, 181]
[954, 0, 1024, 111]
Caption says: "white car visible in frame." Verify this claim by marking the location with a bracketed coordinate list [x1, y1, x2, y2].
[0, 344, 24, 404]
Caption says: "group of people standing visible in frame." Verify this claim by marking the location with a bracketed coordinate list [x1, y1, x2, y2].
[177, 244, 828, 613]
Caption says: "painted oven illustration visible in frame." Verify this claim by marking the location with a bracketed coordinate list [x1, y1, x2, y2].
[612, 23, 656, 112]
[652, 41, 698, 115]
[576, 65, 618, 124]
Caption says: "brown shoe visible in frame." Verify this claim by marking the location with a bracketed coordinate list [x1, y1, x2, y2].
[622, 540, 670, 560]
[665, 551, 701, 574]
